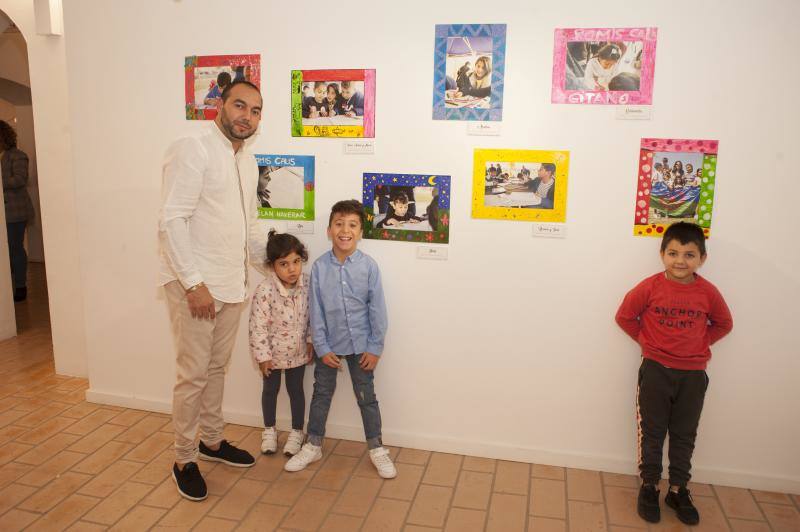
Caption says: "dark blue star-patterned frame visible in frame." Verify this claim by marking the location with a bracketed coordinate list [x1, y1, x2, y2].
[432, 24, 507, 122]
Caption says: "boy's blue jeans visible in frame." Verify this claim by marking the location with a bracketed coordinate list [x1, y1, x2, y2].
[307, 354, 383, 449]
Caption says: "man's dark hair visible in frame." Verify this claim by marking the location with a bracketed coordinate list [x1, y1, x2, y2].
[221, 79, 261, 102]
[0, 120, 17, 149]
[216, 71, 232, 89]
[661, 222, 707, 256]
[540, 163, 556, 175]
[328, 199, 365, 228]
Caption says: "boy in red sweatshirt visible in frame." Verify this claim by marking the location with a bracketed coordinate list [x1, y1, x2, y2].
[616, 222, 733, 526]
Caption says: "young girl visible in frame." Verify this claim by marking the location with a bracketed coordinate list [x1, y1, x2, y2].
[325, 83, 342, 117]
[582, 43, 622, 90]
[249, 230, 313, 456]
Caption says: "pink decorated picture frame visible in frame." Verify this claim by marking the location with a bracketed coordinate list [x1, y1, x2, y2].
[551, 28, 657, 105]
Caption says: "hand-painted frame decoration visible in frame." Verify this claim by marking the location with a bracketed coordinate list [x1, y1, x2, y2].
[255, 154, 315, 221]
[291, 69, 376, 138]
[185, 54, 260, 120]
[363, 173, 451, 244]
[432, 24, 507, 121]
[634, 138, 719, 237]
[551, 27, 657, 105]
[472, 149, 569, 222]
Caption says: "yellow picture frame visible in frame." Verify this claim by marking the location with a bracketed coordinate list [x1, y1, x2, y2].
[472, 148, 570, 222]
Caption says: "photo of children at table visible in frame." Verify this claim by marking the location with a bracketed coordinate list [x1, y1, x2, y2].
[484, 162, 555, 209]
[565, 40, 643, 91]
[444, 36, 494, 108]
[301, 79, 365, 122]
[372, 186, 438, 231]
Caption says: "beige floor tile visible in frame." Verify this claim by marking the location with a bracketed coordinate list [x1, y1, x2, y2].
[16, 417, 79, 446]
[140, 476, 182, 509]
[127, 449, 174, 485]
[0, 482, 38, 515]
[531, 516, 568, 531]
[208, 477, 268, 521]
[361, 497, 410, 531]
[408, 484, 454, 527]
[68, 424, 127, 454]
[396, 447, 431, 466]
[157, 495, 220, 528]
[333, 439, 367, 457]
[332, 475, 382, 517]
[687, 481, 714, 497]
[204, 462, 246, 496]
[194, 516, 237, 531]
[0, 408, 28, 429]
[17, 471, 93, 513]
[26, 493, 100, 532]
[113, 416, 166, 445]
[0, 461, 34, 489]
[445, 507, 486, 532]
[403, 526, 442, 532]
[486, 493, 528, 532]
[81, 481, 154, 525]
[462, 455, 496, 473]
[568, 500, 608, 532]
[222, 423, 252, 443]
[0, 424, 28, 445]
[567, 468, 604, 503]
[0, 508, 40, 530]
[319, 512, 363, 531]
[123, 431, 173, 463]
[18, 449, 85, 487]
[714, 485, 764, 520]
[452, 470, 493, 510]
[752, 489, 793, 505]
[688, 495, 731, 531]
[62, 409, 119, 436]
[604, 486, 641, 528]
[14, 402, 71, 428]
[311, 454, 360, 491]
[106, 409, 147, 427]
[236, 503, 288, 532]
[65, 520, 108, 531]
[533, 463, 566, 480]
[77, 460, 143, 498]
[495, 460, 530, 495]
[108, 505, 166, 531]
[602, 472, 639, 488]
[72, 440, 135, 476]
[379, 462, 424, 501]
[0, 441, 34, 465]
[761, 502, 800, 531]
[281, 487, 338, 530]
[61, 402, 101, 420]
[244, 453, 286, 482]
[15, 432, 82, 465]
[531, 478, 567, 519]
[422, 452, 462, 487]
[354, 446, 399, 478]
[262, 469, 312, 506]
[728, 519, 771, 531]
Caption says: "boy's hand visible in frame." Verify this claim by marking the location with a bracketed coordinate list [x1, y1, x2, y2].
[259, 360, 273, 377]
[345, 111, 355, 118]
[321, 353, 341, 369]
[385, 219, 398, 226]
[359, 353, 379, 371]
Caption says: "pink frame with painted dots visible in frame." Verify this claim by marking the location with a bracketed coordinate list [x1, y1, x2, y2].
[633, 138, 719, 237]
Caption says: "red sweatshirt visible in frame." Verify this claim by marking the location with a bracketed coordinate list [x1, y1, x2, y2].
[615, 272, 733, 370]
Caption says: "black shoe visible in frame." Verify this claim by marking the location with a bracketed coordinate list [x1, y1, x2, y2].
[198, 439, 255, 467]
[172, 462, 207, 501]
[666, 487, 700, 525]
[638, 483, 661, 523]
[13, 287, 26, 302]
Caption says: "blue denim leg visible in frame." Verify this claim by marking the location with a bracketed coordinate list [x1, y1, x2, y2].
[346, 355, 382, 449]
[306, 359, 339, 446]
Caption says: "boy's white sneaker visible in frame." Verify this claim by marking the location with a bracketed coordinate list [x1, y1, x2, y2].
[260, 427, 277, 455]
[283, 429, 305, 456]
[284, 443, 321, 472]
[369, 447, 397, 479]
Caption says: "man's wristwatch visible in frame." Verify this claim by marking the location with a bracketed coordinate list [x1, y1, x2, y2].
[185, 282, 205, 294]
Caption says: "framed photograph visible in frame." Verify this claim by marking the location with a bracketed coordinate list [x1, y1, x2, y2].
[633, 138, 719, 237]
[551, 27, 657, 105]
[472, 149, 569, 222]
[255, 154, 315, 221]
[363, 173, 451, 244]
[432, 24, 507, 121]
[291, 69, 375, 138]
[184, 54, 260, 120]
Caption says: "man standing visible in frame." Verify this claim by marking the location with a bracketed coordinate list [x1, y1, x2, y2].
[159, 80, 265, 501]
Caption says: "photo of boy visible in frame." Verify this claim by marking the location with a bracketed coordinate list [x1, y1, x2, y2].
[376, 191, 423, 228]
[340, 80, 364, 117]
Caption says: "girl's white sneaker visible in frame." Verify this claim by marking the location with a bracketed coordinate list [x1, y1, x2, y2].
[283, 429, 305, 456]
[260, 427, 277, 455]
[369, 447, 397, 479]
[284, 443, 322, 472]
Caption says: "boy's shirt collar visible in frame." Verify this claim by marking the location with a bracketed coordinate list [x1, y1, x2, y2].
[327, 249, 363, 265]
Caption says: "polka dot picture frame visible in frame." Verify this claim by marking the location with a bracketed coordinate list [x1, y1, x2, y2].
[633, 138, 719, 237]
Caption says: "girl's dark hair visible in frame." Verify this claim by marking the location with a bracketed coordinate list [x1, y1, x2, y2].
[0, 120, 17, 149]
[597, 44, 621, 62]
[266, 229, 309, 264]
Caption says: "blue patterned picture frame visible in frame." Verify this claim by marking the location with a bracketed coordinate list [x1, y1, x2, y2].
[432, 24, 507, 121]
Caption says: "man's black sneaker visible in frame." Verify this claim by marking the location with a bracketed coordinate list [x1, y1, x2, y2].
[172, 462, 207, 501]
[665, 487, 700, 525]
[638, 483, 661, 523]
[198, 439, 255, 467]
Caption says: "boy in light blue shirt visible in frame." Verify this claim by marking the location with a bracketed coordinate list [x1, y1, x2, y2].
[284, 200, 397, 478]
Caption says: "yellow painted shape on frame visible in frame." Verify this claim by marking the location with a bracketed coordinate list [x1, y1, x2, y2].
[472, 148, 570, 222]
[301, 125, 364, 138]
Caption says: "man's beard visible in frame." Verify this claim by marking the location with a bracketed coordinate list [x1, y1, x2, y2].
[219, 108, 255, 140]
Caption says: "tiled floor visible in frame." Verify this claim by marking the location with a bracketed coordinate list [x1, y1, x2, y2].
[1, 265, 799, 531]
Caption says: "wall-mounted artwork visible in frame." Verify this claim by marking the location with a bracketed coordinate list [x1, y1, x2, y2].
[432, 24, 507, 121]
[291, 69, 375, 138]
[255, 154, 315, 221]
[633, 138, 719, 237]
[551, 27, 657, 105]
[363, 173, 451, 244]
[185, 54, 260, 120]
[472, 149, 569, 222]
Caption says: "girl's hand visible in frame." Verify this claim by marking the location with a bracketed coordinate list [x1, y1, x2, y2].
[306, 343, 315, 362]
[259, 360, 273, 377]
[321, 353, 341, 369]
[359, 353, 379, 371]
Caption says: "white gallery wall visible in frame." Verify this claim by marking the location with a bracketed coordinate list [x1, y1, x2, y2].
[62, 1, 799, 492]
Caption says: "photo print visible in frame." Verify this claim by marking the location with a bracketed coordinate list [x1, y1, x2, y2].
[255, 154, 315, 221]
[185, 54, 260, 120]
[291, 69, 375, 138]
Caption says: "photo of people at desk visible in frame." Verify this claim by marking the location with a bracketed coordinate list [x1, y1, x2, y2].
[193, 65, 253, 109]
[484, 162, 556, 209]
[444, 36, 493, 109]
[564, 40, 643, 92]
[301, 80, 365, 126]
[372, 185, 440, 231]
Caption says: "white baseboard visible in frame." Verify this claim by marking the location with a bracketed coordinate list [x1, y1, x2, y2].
[85, 388, 800, 495]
